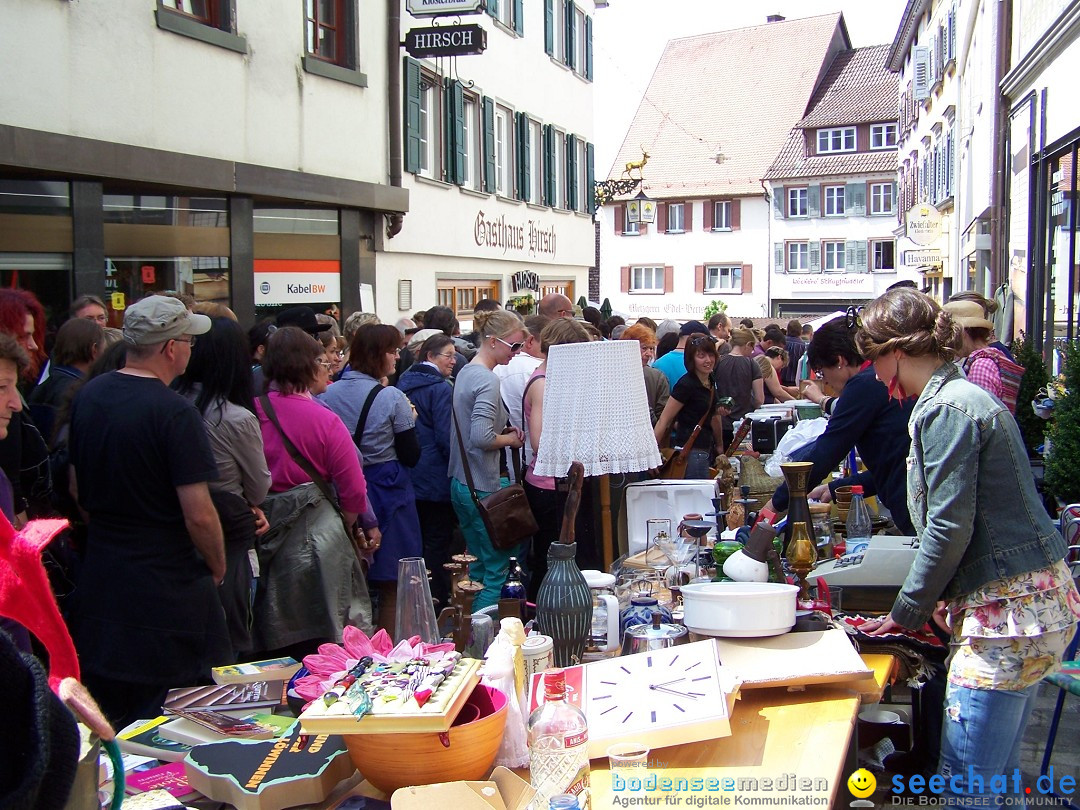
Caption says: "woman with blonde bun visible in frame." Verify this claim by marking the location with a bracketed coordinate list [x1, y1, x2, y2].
[856, 287, 1079, 805]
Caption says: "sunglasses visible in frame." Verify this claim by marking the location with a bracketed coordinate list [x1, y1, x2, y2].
[495, 337, 524, 353]
[687, 335, 717, 348]
[845, 305, 865, 329]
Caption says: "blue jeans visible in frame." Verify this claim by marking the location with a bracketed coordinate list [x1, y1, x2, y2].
[936, 681, 1039, 805]
[450, 477, 524, 611]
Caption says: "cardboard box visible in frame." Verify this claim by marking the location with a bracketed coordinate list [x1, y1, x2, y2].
[390, 766, 535, 810]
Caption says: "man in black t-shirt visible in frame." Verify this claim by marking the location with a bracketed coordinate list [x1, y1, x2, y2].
[68, 296, 228, 729]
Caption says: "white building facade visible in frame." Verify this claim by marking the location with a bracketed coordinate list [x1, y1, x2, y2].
[377, 0, 599, 323]
[0, 0, 406, 325]
[888, 0, 961, 302]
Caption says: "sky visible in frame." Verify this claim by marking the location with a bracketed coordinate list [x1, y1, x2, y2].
[594, 0, 911, 171]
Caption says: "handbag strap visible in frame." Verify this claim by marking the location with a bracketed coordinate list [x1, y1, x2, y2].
[451, 406, 486, 511]
[678, 380, 715, 460]
[352, 384, 383, 449]
[259, 394, 351, 532]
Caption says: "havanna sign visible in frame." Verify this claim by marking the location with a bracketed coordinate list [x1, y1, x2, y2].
[405, 24, 487, 58]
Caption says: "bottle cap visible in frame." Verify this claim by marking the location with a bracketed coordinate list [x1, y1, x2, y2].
[850, 485, 864, 495]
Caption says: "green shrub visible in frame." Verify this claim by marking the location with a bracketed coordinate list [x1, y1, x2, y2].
[1012, 332, 1049, 457]
[1045, 340, 1080, 504]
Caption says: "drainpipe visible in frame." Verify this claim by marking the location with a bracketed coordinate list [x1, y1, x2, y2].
[761, 179, 772, 316]
[386, 0, 404, 238]
[989, 0, 1011, 291]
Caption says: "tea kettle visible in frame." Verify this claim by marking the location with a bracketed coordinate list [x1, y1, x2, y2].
[581, 570, 620, 658]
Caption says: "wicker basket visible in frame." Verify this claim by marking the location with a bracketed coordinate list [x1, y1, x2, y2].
[737, 456, 784, 513]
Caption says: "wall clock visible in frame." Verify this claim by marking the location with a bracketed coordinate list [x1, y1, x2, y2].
[529, 639, 734, 759]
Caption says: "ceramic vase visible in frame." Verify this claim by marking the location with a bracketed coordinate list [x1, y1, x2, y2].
[535, 542, 591, 667]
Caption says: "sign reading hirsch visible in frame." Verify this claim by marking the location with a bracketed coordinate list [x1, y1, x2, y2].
[406, 0, 483, 17]
[405, 24, 486, 58]
[474, 211, 558, 260]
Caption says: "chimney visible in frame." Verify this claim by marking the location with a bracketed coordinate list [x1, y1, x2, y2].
[766, 14, 785, 23]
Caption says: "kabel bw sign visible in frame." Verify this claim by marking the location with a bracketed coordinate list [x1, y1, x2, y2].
[405, 24, 487, 58]
[406, 0, 483, 17]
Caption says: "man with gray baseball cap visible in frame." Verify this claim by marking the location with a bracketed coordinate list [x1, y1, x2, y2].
[67, 295, 229, 728]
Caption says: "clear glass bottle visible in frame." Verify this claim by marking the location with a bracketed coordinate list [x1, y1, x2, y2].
[528, 669, 591, 810]
[845, 485, 873, 555]
[549, 796, 579, 810]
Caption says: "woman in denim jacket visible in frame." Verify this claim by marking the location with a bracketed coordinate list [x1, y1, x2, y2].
[856, 288, 1080, 804]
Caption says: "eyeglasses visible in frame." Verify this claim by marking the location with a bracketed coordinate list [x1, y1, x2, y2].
[387, 348, 402, 356]
[845, 305, 865, 329]
[161, 335, 196, 354]
[495, 337, 524, 353]
[435, 351, 457, 360]
[316, 359, 333, 371]
[556, 308, 574, 316]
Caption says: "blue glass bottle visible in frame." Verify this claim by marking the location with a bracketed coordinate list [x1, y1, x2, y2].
[501, 556, 527, 601]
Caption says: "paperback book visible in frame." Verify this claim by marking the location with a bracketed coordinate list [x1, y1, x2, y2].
[163, 681, 282, 713]
[125, 762, 199, 801]
[159, 711, 274, 745]
[117, 717, 194, 763]
[211, 657, 301, 685]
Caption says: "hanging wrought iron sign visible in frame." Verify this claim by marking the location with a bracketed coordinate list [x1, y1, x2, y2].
[406, 0, 484, 18]
[405, 24, 487, 58]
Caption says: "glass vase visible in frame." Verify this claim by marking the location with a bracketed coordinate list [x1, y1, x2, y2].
[780, 461, 817, 554]
[394, 556, 439, 644]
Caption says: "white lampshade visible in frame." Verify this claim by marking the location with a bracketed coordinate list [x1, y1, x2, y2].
[533, 340, 662, 478]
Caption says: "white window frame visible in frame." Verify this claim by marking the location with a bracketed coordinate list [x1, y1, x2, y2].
[529, 119, 543, 204]
[870, 123, 898, 150]
[555, 0, 567, 63]
[667, 202, 685, 233]
[713, 200, 731, 230]
[823, 185, 846, 217]
[495, 0, 515, 31]
[787, 242, 809, 272]
[816, 127, 856, 154]
[871, 239, 896, 271]
[418, 81, 436, 178]
[631, 265, 664, 292]
[623, 206, 640, 236]
[574, 7, 587, 77]
[870, 182, 894, 215]
[788, 187, 808, 218]
[495, 105, 513, 197]
[823, 241, 846, 272]
[462, 97, 477, 189]
[704, 264, 742, 292]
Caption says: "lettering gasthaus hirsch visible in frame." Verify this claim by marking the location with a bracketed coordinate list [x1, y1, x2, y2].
[474, 210, 557, 259]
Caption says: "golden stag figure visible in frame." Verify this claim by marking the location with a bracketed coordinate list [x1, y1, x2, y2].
[622, 147, 649, 180]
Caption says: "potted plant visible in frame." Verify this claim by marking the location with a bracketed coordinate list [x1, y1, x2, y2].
[1044, 340, 1080, 505]
[702, 299, 728, 322]
[507, 294, 534, 316]
[1013, 331, 1050, 458]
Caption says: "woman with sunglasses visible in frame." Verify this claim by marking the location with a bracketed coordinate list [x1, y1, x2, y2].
[449, 309, 528, 610]
[856, 288, 1079, 805]
[653, 333, 727, 478]
[321, 323, 423, 633]
[396, 333, 458, 608]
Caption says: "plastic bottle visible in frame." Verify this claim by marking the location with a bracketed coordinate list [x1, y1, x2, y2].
[528, 669, 591, 810]
[501, 556, 527, 601]
[845, 485, 873, 556]
[549, 796, 580, 810]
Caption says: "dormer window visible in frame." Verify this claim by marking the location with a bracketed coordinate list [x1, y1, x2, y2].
[816, 127, 856, 154]
[870, 123, 898, 150]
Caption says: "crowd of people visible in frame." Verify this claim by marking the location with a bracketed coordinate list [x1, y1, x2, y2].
[0, 282, 1076, 807]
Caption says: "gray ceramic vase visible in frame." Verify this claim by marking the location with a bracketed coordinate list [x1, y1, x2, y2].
[535, 542, 591, 667]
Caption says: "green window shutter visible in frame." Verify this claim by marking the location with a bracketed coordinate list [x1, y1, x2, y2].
[847, 182, 866, 216]
[544, 0, 554, 55]
[448, 80, 465, 185]
[774, 242, 785, 272]
[485, 0, 498, 18]
[482, 96, 495, 193]
[584, 15, 593, 80]
[773, 187, 785, 219]
[808, 185, 820, 217]
[514, 0, 524, 35]
[857, 241, 868, 273]
[404, 57, 422, 174]
[517, 114, 532, 202]
[543, 125, 555, 206]
[809, 242, 820, 272]
[585, 142, 595, 214]
[846, 240, 858, 270]
[564, 0, 576, 69]
[566, 132, 578, 210]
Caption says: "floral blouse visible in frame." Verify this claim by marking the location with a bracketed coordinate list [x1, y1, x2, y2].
[947, 560, 1080, 690]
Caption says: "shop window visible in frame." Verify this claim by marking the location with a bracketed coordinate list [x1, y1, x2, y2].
[437, 281, 500, 318]
[0, 180, 70, 215]
[104, 257, 230, 312]
[103, 194, 227, 226]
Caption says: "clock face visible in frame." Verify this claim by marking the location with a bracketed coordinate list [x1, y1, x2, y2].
[581, 639, 732, 757]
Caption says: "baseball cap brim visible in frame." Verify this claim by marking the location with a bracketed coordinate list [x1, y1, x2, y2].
[186, 312, 212, 336]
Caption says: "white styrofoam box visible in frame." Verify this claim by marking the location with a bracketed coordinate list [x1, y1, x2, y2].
[624, 479, 718, 555]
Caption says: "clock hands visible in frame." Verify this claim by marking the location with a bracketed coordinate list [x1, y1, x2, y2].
[649, 684, 701, 700]
[649, 678, 686, 688]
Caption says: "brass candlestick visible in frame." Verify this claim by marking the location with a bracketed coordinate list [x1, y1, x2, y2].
[786, 521, 818, 604]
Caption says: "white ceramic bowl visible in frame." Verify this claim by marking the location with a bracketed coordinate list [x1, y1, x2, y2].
[679, 582, 800, 637]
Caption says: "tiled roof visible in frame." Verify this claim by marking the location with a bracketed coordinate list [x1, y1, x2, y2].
[797, 45, 899, 128]
[607, 14, 848, 199]
[764, 128, 897, 180]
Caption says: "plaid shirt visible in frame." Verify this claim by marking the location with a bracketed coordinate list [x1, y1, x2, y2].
[963, 353, 1003, 400]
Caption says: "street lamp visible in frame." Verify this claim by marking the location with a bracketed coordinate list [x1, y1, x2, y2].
[625, 190, 656, 225]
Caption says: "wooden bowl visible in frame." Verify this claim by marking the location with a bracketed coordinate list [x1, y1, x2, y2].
[342, 684, 508, 794]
